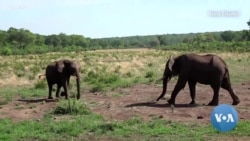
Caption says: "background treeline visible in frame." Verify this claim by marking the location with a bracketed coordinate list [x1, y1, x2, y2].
[0, 27, 250, 55]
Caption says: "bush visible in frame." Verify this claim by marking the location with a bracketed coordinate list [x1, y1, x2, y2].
[54, 99, 91, 115]
[145, 71, 154, 78]
[1, 47, 13, 55]
[34, 79, 47, 89]
[90, 83, 106, 92]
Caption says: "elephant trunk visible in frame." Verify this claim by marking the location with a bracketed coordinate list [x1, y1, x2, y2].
[76, 73, 80, 99]
[156, 75, 169, 101]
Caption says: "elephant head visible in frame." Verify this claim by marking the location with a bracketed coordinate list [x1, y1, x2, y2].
[156, 55, 178, 101]
[56, 59, 81, 99]
[46, 59, 80, 99]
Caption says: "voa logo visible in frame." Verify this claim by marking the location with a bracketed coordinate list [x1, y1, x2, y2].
[214, 113, 235, 123]
[210, 104, 238, 132]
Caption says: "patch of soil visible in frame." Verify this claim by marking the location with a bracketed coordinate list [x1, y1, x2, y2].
[0, 81, 249, 123]
[84, 82, 250, 123]
[0, 98, 57, 122]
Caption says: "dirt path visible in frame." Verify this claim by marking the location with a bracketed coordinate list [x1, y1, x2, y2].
[85, 82, 250, 123]
[0, 82, 249, 123]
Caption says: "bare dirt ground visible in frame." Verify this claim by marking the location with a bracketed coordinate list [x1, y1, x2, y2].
[0, 81, 250, 123]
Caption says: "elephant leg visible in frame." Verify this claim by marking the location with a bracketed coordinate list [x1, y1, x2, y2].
[221, 79, 240, 105]
[48, 83, 53, 99]
[168, 77, 187, 105]
[62, 84, 69, 99]
[209, 84, 220, 106]
[55, 84, 62, 98]
[188, 81, 197, 105]
[67, 75, 70, 87]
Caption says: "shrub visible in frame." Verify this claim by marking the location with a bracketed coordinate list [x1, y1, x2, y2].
[90, 83, 105, 92]
[54, 99, 91, 115]
[145, 71, 154, 78]
[1, 47, 13, 55]
[34, 79, 47, 89]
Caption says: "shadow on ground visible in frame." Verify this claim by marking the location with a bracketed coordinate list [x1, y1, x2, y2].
[18, 98, 58, 103]
[125, 101, 206, 108]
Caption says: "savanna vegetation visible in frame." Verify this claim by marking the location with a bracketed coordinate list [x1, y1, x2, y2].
[0, 19, 250, 55]
[0, 49, 250, 140]
[0, 19, 250, 140]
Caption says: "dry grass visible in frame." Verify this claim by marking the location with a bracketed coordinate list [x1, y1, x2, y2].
[0, 49, 249, 87]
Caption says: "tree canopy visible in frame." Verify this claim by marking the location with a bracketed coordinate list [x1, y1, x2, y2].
[0, 26, 250, 55]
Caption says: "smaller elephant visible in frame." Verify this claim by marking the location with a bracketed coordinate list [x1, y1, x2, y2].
[156, 53, 240, 106]
[45, 59, 81, 99]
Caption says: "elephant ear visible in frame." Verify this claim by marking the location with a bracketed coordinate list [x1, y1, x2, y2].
[168, 55, 175, 72]
[56, 61, 65, 73]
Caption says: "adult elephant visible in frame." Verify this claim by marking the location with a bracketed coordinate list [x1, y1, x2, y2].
[156, 53, 240, 106]
[45, 59, 80, 99]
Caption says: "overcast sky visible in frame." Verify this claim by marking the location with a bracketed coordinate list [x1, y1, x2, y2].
[0, 0, 249, 38]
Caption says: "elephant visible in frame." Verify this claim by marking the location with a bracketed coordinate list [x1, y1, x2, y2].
[156, 53, 240, 106]
[45, 59, 80, 100]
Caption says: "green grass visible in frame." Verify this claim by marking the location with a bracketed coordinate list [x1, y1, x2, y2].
[226, 58, 250, 84]
[0, 115, 249, 140]
[0, 86, 46, 102]
[53, 99, 91, 115]
[0, 49, 250, 140]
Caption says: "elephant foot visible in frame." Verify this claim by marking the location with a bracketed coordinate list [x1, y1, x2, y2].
[64, 95, 69, 99]
[232, 100, 240, 105]
[189, 101, 196, 105]
[60, 92, 66, 96]
[208, 101, 218, 106]
[156, 96, 162, 101]
[48, 96, 53, 99]
[167, 99, 175, 105]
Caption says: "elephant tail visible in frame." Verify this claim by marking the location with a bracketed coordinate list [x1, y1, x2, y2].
[38, 74, 46, 79]
[223, 68, 231, 85]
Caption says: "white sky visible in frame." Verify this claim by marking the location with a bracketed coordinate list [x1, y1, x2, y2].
[0, 0, 249, 38]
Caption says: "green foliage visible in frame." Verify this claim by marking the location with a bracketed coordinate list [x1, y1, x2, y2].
[221, 31, 235, 42]
[0, 47, 249, 140]
[34, 79, 47, 89]
[0, 117, 249, 140]
[7, 27, 35, 48]
[145, 71, 154, 78]
[85, 68, 141, 92]
[54, 99, 91, 115]
[1, 27, 250, 55]
[1, 47, 12, 55]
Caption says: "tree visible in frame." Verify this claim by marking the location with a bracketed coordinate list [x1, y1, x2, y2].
[241, 30, 250, 41]
[59, 33, 70, 47]
[110, 38, 124, 48]
[148, 36, 160, 47]
[157, 35, 168, 45]
[45, 35, 61, 47]
[204, 33, 215, 42]
[34, 34, 45, 46]
[7, 27, 35, 48]
[69, 35, 89, 47]
[220, 31, 235, 42]
[182, 37, 191, 43]
[0, 30, 7, 47]
[98, 39, 109, 48]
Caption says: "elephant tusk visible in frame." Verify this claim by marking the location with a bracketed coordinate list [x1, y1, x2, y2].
[38, 74, 45, 79]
